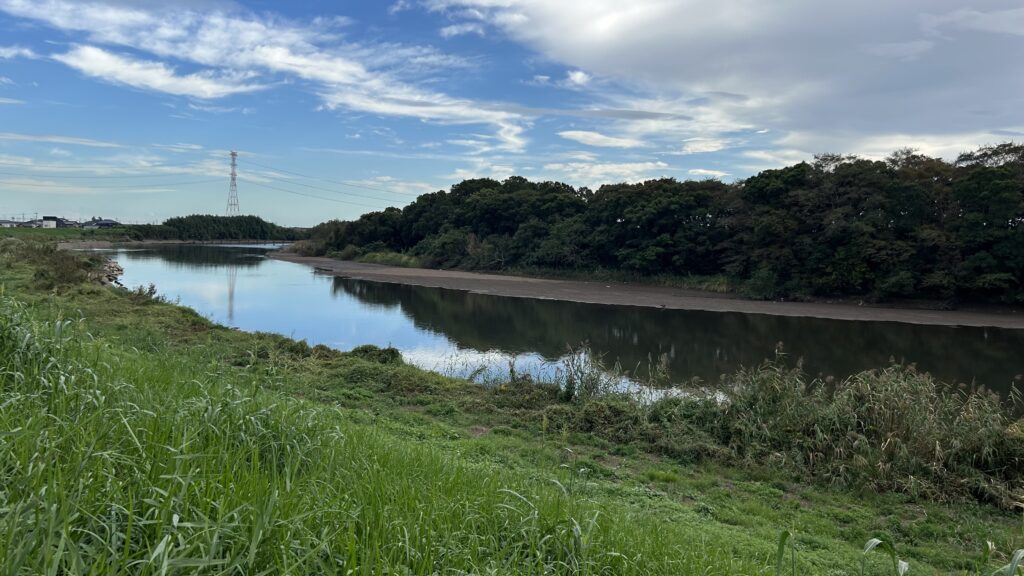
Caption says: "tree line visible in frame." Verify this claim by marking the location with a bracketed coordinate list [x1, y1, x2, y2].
[306, 143, 1024, 303]
[129, 215, 307, 242]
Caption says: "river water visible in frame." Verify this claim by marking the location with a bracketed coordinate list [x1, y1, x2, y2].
[100, 244, 1024, 395]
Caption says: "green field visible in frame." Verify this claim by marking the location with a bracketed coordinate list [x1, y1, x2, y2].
[0, 233, 1021, 574]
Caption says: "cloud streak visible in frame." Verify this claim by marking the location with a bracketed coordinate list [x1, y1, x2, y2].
[0, 0, 530, 151]
[54, 45, 266, 99]
[558, 130, 644, 148]
[542, 160, 669, 188]
[0, 45, 35, 59]
[0, 131, 124, 148]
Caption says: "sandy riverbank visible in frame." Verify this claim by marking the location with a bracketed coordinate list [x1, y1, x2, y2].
[270, 252, 1024, 329]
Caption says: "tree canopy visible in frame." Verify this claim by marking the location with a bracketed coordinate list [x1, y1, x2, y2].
[130, 215, 306, 242]
[308, 143, 1024, 304]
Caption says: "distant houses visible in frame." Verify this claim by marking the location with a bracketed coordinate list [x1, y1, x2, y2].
[0, 216, 121, 229]
[84, 218, 121, 229]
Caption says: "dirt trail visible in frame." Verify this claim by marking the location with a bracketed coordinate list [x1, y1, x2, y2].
[270, 253, 1024, 329]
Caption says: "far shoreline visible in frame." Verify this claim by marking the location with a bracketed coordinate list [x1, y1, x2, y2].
[270, 251, 1024, 330]
[58, 239, 291, 250]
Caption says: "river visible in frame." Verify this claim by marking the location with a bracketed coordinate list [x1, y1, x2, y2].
[99, 243, 1024, 395]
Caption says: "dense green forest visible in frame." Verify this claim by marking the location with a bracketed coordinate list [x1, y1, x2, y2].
[129, 215, 306, 241]
[304, 143, 1024, 303]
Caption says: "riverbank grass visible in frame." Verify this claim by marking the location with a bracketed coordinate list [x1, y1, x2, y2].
[4, 300, 765, 574]
[1, 238, 1022, 574]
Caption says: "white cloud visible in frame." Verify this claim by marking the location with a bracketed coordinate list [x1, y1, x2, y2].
[565, 70, 590, 87]
[446, 157, 516, 181]
[0, 0, 529, 151]
[0, 131, 124, 148]
[562, 150, 598, 162]
[389, 1, 413, 15]
[4, 0, 1018, 185]
[558, 130, 644, 148]
[542, 160, 669, 187]
[351, 176, 439, 196]
[688, 168, 729, 178]
[0, 45, 35, 59]
[923, 7, 1024, 37]
[0, 97, 22, 104]
[153, 142, 204, 153]
[421, 1, 1024, 161]
[677, 137, 730, 155]
[0, 176, 176, 194]
[776, 130, 1012, 162]
[0, 151, 217, 179]
[188, 102, 253, 114]
[740, 149, 811, 171]
[440, 23, 485, 38]
[54, 45, 265, 99]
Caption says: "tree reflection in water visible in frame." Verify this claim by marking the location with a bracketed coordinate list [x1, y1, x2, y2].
[331, 276, 1024, 396]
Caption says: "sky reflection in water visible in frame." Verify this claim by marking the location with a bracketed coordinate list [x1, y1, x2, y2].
[106, 244, 1024, 395]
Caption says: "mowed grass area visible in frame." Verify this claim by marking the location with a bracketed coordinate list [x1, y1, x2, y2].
[0, 234, 1022, 574]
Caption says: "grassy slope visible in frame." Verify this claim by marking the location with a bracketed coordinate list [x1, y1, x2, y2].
[0, 239, 1021, 573]
[0, 227, 135, 242]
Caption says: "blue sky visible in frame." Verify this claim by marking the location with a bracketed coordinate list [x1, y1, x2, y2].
[0, 1, 1021, 226]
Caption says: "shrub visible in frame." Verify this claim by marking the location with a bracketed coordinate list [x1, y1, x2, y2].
[744, 266, 780, 300]
[14, 243, 101, 288]
[348, 344, 403, 364]
[693, 362, 1024, 506]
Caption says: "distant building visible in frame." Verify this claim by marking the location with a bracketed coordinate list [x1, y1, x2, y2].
[83, 217, 121, 229]
[41, 216, 58, 229]
[0, 219, 19, 228]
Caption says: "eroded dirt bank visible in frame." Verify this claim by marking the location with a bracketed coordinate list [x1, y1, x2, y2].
[270, 252, 1024, 329]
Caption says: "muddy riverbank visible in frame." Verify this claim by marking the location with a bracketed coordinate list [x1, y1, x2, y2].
[271, 252, 1024, 329]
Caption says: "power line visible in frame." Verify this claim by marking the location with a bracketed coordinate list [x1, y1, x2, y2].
[244, 180, 385, 209]
[243, 173, 402, 205]
[242, 158, 422, 197]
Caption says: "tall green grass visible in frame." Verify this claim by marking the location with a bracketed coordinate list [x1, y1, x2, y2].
[355, 251, 424, 268]
[544, 356, 1024, 507]
[0, 299, 765, 574]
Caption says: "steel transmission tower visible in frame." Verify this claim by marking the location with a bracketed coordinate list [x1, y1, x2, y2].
[226, 151, 240, 216]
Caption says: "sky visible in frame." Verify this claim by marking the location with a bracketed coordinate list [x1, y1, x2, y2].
[0, 1, 1022, 227]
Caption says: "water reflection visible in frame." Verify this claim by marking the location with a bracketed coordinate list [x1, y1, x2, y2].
[227, 266, 237, 322]
[329, 276, 1024, 395]
[106, 245, 1024, 396]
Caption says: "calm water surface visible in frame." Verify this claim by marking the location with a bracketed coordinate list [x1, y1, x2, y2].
[103, 244, 1024, 395]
